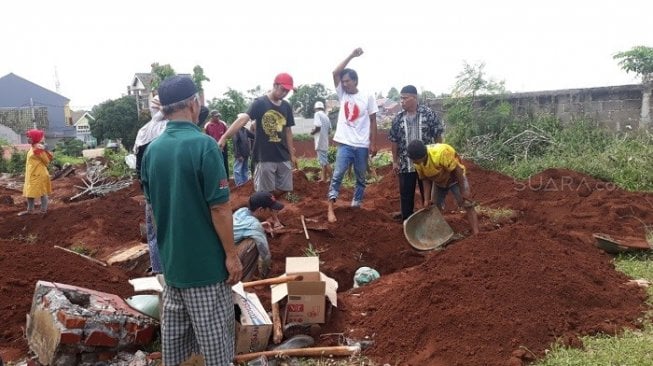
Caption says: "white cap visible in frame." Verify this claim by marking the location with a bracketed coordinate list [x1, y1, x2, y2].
[314, 101, 324, 109]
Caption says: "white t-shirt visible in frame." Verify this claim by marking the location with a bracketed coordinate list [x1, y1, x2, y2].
[313, 110, 331, 151]
[333, 83, 378, 148]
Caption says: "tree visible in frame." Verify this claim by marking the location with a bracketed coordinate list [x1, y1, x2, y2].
[288, 83, 330, 118]
[207, 88, 248, 124]
[247, 85, 265, 102]
[614, 46, 653, 129]
[150, 63, 176, 91]
[55, 138, 85, 157]
[192, 65, 210, 92]
[421, 89, 437, 100]
[90, 96, 142, 151]
[387, 87, 400, 101]
[444, 61, 511, 147]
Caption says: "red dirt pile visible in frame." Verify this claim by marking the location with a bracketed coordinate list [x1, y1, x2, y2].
[1, 152, 651, 364]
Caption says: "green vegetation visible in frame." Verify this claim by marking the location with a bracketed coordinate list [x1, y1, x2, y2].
[12, 233, 38, 245]
[444, 59, 653, 366]
[55, 137, 85, 157]
[208, 89, 248, 125]
[1, 149, 27, 175]
[70, 244, 94, 256]
[476, 206, 517, 224]
[445, 62, 653, 192]
[53, 153, 84, 167]
[536, 324, 653, 366]
[288, 83, 330, 118]
[298, 157, 321, 170]
[103, 149, 133, 178]
[285, 191, 301, 203]
[303, 242, 320, 257]
[294, 133, 314, 141]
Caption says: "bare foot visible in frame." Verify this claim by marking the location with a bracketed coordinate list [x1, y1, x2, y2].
[327, 210, 337, 223]
[327, 201, 337, 223]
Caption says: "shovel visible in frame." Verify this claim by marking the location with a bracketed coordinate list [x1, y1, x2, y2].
[403, 207, 454, 250]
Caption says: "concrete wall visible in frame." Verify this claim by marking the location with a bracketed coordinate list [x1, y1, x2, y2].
[426, 84, 652, 131]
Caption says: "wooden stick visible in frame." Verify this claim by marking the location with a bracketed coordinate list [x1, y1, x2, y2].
[271, 302, 283, 344]
[53, 245, 107, 267]
[242, 275, 303, 289]
[234, 345, 361, 363]
[300, 215, 310, 240]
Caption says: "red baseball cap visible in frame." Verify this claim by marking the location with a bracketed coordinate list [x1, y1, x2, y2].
[274, 73, 295, 91]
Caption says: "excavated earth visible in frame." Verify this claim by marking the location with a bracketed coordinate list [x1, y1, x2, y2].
[1, 137, 651, 365]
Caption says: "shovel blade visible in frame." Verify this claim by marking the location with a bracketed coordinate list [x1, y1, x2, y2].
[404, 208, 454, 250]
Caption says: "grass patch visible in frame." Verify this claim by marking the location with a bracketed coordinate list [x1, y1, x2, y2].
[12, 233, 38, 244]
[282, 355, 376, 365]
[70, 244, 95, 257]
[298, 157, 321, 170]
[294, 133, 314, 141]
[535, 248, 653, 365]
[476, 206, 517, 224]
[536, 324, 653, 366]
[285, 191, 301, 203]
[303, 242, 320, 257]
[53, 153, 85, 166]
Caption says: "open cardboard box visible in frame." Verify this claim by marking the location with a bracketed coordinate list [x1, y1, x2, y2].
[271, 257, 338, 324]
[232, 282, 273, 354]
[129, 276, 272, 354]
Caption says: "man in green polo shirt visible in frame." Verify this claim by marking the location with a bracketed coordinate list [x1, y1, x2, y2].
[141, 75, 242, 366]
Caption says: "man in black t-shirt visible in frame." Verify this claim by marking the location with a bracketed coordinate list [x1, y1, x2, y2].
[219, 73, 297, 229]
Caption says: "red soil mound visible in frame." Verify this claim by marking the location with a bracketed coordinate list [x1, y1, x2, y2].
[1, 155, 651, 364]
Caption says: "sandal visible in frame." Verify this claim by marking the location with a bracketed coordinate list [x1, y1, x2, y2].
[17, 210, 33, 216]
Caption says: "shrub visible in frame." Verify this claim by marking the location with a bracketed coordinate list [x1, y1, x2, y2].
[55, 138, 85, 157]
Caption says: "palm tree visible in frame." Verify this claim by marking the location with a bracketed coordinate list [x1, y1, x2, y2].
[614, 46, 653, 130]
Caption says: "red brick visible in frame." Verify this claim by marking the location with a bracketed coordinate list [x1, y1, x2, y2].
[105, 322, 121, 333]
[97, 351, 117, 361]
[84, 330, 119, 347]
[56, 310, 86, 329]
[125, 322, 138, 333]
[59, 331, 82, 345]
[133, 325, 155, 345]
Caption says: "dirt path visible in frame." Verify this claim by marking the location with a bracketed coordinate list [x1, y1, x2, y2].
[1, 153, 651, 364]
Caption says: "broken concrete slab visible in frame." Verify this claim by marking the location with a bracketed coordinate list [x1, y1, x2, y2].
[27, 281, 158, 365]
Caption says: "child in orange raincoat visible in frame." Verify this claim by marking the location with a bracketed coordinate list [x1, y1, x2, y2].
[19, 129, 53, 216]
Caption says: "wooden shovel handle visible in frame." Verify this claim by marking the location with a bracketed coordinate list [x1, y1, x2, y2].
[242, 275, 303, 289]
[234, 345, 361, 363]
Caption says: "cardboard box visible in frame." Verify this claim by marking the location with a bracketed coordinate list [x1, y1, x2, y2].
[129, 276, 273, 354]
[232, 283, 273, 354]
[271, 257, 338, 324]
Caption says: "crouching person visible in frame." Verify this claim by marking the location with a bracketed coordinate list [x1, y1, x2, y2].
[233, 192, 285, 281]
[406, 140, 479, 235]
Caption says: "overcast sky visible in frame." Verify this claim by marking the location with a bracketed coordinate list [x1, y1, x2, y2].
[1, 0, 651, 110]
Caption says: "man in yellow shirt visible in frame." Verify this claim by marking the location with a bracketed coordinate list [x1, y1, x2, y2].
[407, 140, 479, 235]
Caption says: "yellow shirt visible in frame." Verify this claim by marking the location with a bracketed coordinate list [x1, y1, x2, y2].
[413, 143, 465, 188]
[23, 148, 53, 198]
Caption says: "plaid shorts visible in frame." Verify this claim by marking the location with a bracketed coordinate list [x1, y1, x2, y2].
[162, 282, 235, 366]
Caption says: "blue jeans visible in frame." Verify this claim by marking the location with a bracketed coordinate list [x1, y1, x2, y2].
[328, 144, 368, 205]
[145, 202, 162, 273]
[233, 157, 249, 186]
